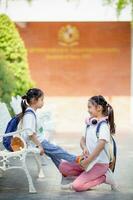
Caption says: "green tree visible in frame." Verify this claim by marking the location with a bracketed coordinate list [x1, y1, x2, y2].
[0, 51, 16, 106]
[0, 14, 34, 96]
[103, 0, 133, 19]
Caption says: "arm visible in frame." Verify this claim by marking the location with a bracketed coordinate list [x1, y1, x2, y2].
[81, 139, 106, 169]
[81, 123, 110, 169]
[80, 136, 86, 150]
[80, 136, 90, 156]
[29, 133, 45, 155]
[29, 133, 41, 147]
[22, 113, 44, 155]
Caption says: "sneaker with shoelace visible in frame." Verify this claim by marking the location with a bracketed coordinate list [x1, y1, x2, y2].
[105, 169, 118, 191]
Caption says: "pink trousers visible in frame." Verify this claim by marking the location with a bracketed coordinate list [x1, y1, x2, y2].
[59, 160, 109, 192]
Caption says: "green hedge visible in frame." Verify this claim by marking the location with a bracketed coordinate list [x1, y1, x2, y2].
[0, 14, 34, 96]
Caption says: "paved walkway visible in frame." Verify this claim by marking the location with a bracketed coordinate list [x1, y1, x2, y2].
[0, 126, 133, 200]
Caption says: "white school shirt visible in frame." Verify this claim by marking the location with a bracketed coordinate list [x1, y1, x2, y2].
[85, 122, 111, 164]
[19, 107, 45, 145]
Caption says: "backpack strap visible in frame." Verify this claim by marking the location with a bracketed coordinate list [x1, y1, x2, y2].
[96, 121, 117, 171]
[96, 120, 107, 138]
[25, 109, 36, 119]
[24, 109, 37, 131]
[85, 119, 116, 171]
[96, 120, 112, 161]
[112, 136, 117, 158]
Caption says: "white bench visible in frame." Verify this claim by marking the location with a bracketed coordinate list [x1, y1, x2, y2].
[0, 102, 45, 193]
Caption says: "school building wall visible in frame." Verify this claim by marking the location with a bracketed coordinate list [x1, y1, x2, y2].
[17, 22, 130, 96]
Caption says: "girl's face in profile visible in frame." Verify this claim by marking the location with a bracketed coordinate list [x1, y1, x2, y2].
[36, 95, 44, 108]
[32, 95, 44, 109]
[88, 101, 102, 118]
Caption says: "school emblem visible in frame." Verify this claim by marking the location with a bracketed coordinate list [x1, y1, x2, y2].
[58, 25, 80, 47]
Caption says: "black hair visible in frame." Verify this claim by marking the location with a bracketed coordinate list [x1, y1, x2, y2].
[21, 88, 44, 116]
[89, 95, 115, 134]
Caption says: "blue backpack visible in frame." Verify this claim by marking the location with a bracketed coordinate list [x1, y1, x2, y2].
[86, 120, 117, 172]
[3, 110, 36, 152]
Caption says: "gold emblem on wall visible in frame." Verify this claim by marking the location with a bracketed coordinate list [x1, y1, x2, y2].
[58, 25, 80, 47]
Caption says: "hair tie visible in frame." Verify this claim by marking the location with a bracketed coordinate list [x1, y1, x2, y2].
[22, 99, 26, 104]
[22, 98, 29, 106]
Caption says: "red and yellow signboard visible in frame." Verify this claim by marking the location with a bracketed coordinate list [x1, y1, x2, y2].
[17, 22, 130, 96]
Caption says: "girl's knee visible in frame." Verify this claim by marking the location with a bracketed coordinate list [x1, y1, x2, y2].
[59, 161, 69, 176]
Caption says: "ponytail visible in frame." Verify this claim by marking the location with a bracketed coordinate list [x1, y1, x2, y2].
[107, 104, 115, 134]
[21, 95, 28, 116]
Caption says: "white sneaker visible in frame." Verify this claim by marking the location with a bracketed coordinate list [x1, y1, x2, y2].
[61, 183, 73, 190]
[105, 169, 118, 191]
[60, 176, 75, 190]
